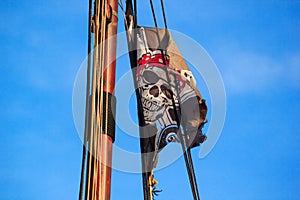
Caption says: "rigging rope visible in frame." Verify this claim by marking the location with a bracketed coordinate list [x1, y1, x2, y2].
[122, 1, 201, 200]
[134, 0, 137, 27]
[149, 0, 158, 29]
[148, 1, 200, 199]
[160, 0, 167, 29]
[95, 0, 109, 198]
[85, 0, 99, 197]
[149, 0, 168, 29]
[81, 0, 110, 199]
[79, 0, 93, 199]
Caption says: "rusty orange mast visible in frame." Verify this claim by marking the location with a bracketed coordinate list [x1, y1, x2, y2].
[78, 0, 118, 200]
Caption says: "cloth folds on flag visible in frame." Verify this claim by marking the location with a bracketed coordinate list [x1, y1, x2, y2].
[125, 10, 207, 168]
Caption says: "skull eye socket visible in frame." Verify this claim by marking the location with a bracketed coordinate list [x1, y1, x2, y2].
[143, 71, 159, 84]
[160, 85, 173, 99]
[149, 85, 159, 97]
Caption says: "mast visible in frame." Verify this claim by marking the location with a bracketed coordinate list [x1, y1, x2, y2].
[79, 0, 118, 199]
[97, 0, 118, 198]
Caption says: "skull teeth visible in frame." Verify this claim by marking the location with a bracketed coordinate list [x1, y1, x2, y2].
[142, 98, 162, 111]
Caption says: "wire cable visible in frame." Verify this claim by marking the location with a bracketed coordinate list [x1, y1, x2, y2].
[160, 0, 167, 29]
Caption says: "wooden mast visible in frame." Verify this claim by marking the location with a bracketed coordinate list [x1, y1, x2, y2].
[96, 0, 118, 199]
[79, 0, 118, 200]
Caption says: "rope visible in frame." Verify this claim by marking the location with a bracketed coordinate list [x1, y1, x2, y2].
[82, 0, 109, 199]
[126, 1, 200, 199]
[149, 0, 168, 29]
[149, 0, 158, 29]
[172, 73, 201, 200]
[127, 2, 153, 199]
[148, 1, 200, 199]
[85, 0, 100, 198]
[94, 0, 108, 198]
[118, 0, 124, 12]
[134, 0, 137, 27]
[79, 0, 93, 199]
[160, 0, 167, 29]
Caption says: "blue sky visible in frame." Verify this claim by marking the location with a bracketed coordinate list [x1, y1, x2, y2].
[1, 0, 299, 199]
